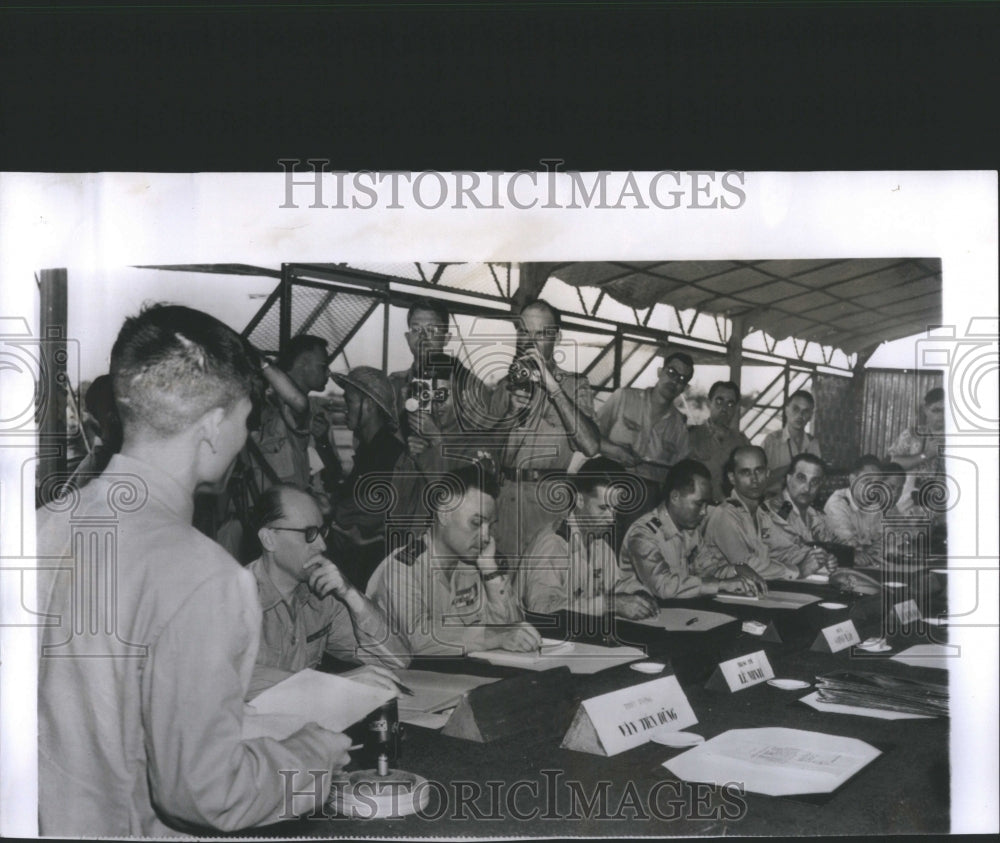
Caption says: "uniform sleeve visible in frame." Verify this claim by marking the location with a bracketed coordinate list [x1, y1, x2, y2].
[764, 519, 810, 572]
[569, 373, 596, 419]
[595, 389, 622, 438]
[143, 569, 342, 831]
[518, 532, 571, 614]
[887, 427, 921, 460]
[323, 597, 412, 669]
[823, 493, 880, 566]
[621, 529, 703, 599]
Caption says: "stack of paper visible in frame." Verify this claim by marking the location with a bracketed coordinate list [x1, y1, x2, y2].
[713, 591, 820, 609]
[630, 607, 736, 631]
[664, 727, 881, 797]
[815, 670, 948, 717]
[241, 669, 396, 741]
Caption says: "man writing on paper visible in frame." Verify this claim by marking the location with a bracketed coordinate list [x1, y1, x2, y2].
[517, 457, 658, 618]
[695, 446, 794, 584]
[618, 459, 761, 599]
[37, 305, 352, 836]
[765, 453, 844, 577]
[367, 465, 541, 656]
[248, 484, 411, 698]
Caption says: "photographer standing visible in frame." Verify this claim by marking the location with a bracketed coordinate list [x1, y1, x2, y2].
[488, 299, 601, 558]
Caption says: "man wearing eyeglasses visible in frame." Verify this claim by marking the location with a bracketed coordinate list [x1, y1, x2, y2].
[487, 299, 601, 558]
[596, 349, 694, 524]
[688, 380, 750, 503]
[248, 484, 411, 698]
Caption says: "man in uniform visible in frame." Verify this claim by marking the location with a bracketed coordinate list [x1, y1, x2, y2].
[618, 459, 759, 598]
[765, 452, 843, 576]
[248, 484, 411, 697]
[688, 380, 750, 503]
[37, 305, 351, 836]
[518, 457, 658, 618]
[597, 349, 693, 513]
[488, 299, 601, 558]
[762, 389, 823, 497]
[824, 455, 906, 568]
[367, 465, 541, 656]
[695, 445, 794, 583]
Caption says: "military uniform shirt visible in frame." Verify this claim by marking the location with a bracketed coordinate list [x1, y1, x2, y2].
[247, 557, 410, 698]
[765, 490, 837, 573]
[518, 516, 617, 614]
[366, 534, 524, 656]
[618, 504, 705, 599]
[695, 497, 798, 581]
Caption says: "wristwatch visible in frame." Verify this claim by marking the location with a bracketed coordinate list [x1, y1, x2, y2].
[481, 568, 507, 582]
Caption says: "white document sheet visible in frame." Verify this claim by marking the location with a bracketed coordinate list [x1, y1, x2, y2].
[630, 606, 736, 632]
[663, 727, 881, 797]
[798, 690, 934, 720]
[890, 643, 958, 671]
[713, 591, 820, 610]
[468, 641, 645, 674]
[242, 668, 395, 741]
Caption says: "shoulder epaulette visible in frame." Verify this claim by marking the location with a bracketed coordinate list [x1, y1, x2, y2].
[773, 499, 793, 520]
[394, 535, 426, 566]
[646, 516, 663, 533]
[555, 519, 571, 542]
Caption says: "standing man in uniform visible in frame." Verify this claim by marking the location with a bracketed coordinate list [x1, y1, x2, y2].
[761, 389, 822, 497]
[367, 465, 541, 656]
[489, 299, 601, 559]
[597, 349, 693, 517]
[618, 459, 759, 599]
[687, 380, 749, 503]
[695, 445, 794, 583]
[518, 457, 658, 618]
[37, 305, 352, 836]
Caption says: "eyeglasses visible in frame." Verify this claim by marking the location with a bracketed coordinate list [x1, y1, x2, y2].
[664, 366, 692, 385]
[268, 524, 327, 543]
[408, 325, 450, 338]
[516, 326, 559, 340]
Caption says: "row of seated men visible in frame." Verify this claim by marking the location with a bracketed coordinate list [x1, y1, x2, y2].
[38, 302, 940, 837]
[249, 446, 913, 689]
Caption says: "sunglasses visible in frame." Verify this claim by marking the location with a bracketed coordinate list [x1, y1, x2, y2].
[268, 524, 327, 543]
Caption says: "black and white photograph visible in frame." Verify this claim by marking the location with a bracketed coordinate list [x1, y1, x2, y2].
[0, 169, 996, 838]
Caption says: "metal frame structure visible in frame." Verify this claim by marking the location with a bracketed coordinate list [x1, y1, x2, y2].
[239, 262, 857, 439]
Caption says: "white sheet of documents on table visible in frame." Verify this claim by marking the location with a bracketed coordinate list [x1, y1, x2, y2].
[663, 726, 881, 797]
[713, 591, 820, 609]
[468, 641, 645, 673]
[630, 606, 736, 631]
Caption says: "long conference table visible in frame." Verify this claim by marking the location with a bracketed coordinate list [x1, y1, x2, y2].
[239, 569, 951, 838]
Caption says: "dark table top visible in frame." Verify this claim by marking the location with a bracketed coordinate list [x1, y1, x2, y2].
[238, 570, 951, 837]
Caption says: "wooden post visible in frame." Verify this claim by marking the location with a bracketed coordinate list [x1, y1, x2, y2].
[37, 268, 68, 506]
[727, 315, 746, 431]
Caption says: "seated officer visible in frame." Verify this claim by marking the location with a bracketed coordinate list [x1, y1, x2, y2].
[248, 484, 411, 698]
[765, 453, 842, 577]
[824, 454, 906, 568]
[695, 445, 795, 584]
[517, 457, 658, 618]
[367, 465, 542, 656]
[618, 459, 759, 599]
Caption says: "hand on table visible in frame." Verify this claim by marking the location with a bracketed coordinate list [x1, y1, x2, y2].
[615, 593, 658, 619]
[733, 565, 768, 596]
[486, 622, 542, 652]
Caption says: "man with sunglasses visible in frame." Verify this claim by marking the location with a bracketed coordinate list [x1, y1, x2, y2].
[249, 484, 411, 698]
[487, 299, 601, 558]
[596, 349, 694, 528]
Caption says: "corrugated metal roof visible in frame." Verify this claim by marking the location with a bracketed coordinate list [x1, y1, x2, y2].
[551, 259, 941, 356]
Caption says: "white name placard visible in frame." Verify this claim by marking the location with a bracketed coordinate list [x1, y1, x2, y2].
[816, 620, 861, 653]
[712, 650, 775, 692]
[561, 675, 697, 756]
[893, 599, 922, 624]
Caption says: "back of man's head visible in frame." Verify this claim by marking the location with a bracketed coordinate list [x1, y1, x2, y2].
[662, 458, 712, 503]
[277, 334, 328, 372]
[111, 304, 260, 439]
